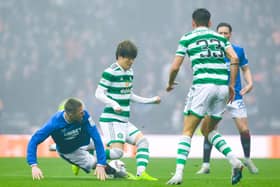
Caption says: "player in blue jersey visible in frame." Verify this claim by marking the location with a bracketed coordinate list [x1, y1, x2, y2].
[196, 22, 258, 175]
[26, 98, 116, 180]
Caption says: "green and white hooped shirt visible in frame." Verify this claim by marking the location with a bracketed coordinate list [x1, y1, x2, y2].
[97, 62, 133, 123]
[176, 27, 231, 86]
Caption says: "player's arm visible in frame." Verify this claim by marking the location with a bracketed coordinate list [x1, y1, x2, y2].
[85, 112, 106, 166]
[225, 46, 239, 103]
[95, 86, 122, 112]
[85, 113, 107, 180]
[131, 92, 160, 104]
[95, 72, 122, 112]
[26, 119, 56, 180]
[239, 48, 253, 96]
[240, 65, 253, 95]
[166, 55, 184, 92]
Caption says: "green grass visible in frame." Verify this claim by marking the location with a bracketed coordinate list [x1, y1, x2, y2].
[0, 158, 279, 187]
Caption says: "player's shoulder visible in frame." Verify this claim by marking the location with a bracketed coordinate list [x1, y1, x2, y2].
[82, 110, 96, 127]
[46, 111, 65, 127]
[110, 63, 122, 71]
[232, 44, 245, 53]
[104, 63, 122, 74]
[52, 111, 63, 120]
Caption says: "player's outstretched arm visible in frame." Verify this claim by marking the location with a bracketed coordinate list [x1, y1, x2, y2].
[131, 92, 161, 104]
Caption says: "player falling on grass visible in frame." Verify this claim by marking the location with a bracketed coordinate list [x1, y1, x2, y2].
[56, 101, 130, 179]
[95, 40, 161, 181]
[166, 8, 243, 185]
[26, 98, 116, 181]
[196, 22, 258, 175]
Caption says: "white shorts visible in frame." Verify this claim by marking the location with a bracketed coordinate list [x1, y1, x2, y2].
[227, 99, 247, 118]
[59, 146, 96, 173]
[184, 84, 228, 119]
[99, 121, 140, 146]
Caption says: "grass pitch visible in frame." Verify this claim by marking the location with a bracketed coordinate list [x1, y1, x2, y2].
[0, 158, 279, 187]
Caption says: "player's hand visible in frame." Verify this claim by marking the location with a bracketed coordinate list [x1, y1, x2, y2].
[31, 165, 44, 180]
[228, 85, 235, 104]
[166, 82, 179, 92]
[113, 106, 122, 113]
[154, 96, 161, 104]
[94, 165, 107, 181]
[240, 85, 253, 96]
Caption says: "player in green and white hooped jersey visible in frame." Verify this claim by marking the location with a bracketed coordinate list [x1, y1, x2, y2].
[95, 40, 161, 181]
[166, 8, 243, 185]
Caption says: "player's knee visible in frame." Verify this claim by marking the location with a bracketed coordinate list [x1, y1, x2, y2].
[240, 130, 250, 138]
[136, 137, 149, 149]
[109, 148, 123, 159]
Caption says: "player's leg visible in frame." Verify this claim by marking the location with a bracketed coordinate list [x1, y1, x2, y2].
[59, 146, 97, 174]
[204, 120, 243, 184]
[167, 85, 212, 185]
[196, 116, 215, 174]
[99, 121, 136, 179]
[49, 142, 95, 175]
[106, 144, 124, 160]
[126, 122, 157, 181]
[59, 146, 117, 178]
[167, 114, 202, 184]
[70, 141, 96, 175]
[100, 122, 125, 160]
[234, 118, 258, 174]
[206, 87, 243, 185]
[229, 99, 258, 174]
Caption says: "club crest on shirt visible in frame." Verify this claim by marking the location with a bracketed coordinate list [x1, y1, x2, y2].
[117, 132, 124, 139]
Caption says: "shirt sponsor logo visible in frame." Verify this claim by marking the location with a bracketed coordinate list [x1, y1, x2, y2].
[64, 128, 81, 140]
[120, 88, 130, 94]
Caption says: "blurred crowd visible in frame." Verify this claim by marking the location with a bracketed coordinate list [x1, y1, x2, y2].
[0, 0, 279, 134]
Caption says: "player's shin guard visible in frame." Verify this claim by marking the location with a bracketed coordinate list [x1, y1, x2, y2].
[175, 136, 191, 174]
[135, 137, 149, 175]
[106, 148, 123, 160]
[208, 130, 232, 157]
[208, 130, 241, 168]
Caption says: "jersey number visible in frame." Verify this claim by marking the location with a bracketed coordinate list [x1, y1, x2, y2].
[196, 39, 224, 58]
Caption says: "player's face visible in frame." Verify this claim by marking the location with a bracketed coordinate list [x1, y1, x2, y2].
[69, 106, 84, 123]
[118, 56, 134, 70]
[217, 26, 231, 40]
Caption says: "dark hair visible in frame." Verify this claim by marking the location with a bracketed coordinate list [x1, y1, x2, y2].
[216, 22, 232, 33]
[115, 40, 137, 60]
[64, 98, 82, 114]
[192, 8, 211, 27]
